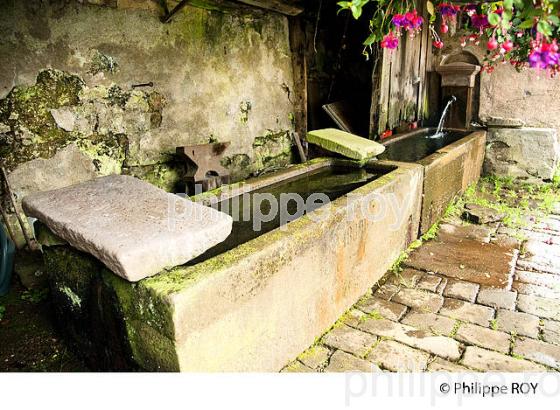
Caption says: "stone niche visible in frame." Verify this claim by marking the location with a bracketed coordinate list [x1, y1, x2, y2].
[436, 61, 481, 129]
[435, 49, 482, 129]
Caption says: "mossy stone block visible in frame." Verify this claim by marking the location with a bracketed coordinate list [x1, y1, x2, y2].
[307, 128, 385, 161]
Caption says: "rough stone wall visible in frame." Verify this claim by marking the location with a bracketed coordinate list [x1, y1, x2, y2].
[433, 32, 560, 132]
[0, 0, 296, 245]
[0, 0, 295, 184]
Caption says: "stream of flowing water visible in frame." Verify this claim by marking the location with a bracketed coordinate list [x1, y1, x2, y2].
[430, 96, 457, 138]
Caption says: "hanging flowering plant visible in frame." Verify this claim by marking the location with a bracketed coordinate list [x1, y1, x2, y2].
[337, 0, 560, 75]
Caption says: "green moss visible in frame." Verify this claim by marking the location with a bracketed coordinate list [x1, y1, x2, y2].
[125, 162, 185, 192]
[0, 69, 84, 169]
[252, 130, 293, 174]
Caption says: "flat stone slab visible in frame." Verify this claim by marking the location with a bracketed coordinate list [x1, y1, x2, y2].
[496, 309, 540, 338]
[322, 325, 377, 357]
[22, 175, 233, 282]
[307, 128, 385, 161]
[439, 298, 494, 327]
[405, 237, 517, 289]
[462, 203, 505, 224]
[357, 318, 461, 360]
[455, 323, 511, 354]
[324, 350, 380, 373]
[513, 338, 560, 369]
[367, 340, 429, 372]
[443, 279, 480, 303]
[462, 346, 546, 372]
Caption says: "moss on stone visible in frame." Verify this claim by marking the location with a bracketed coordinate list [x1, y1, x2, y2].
[252, 130, 293, 174]
[0, 69, 84, 169]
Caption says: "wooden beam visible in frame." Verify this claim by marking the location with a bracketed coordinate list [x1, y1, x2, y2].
[288, 16, 308, 151]
[233, 0, 303, 15]
[161, 0, 260, 22]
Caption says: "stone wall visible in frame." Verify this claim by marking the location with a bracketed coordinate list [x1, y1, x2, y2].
[0, 0, 295, 182]
[0, 0, 296, 245]
[433, 31, 560, 132]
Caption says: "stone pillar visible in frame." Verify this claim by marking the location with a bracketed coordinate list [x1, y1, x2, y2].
[484, 120, 560, 183]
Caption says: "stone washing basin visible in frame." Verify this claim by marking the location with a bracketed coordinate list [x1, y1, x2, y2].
[379, 128, 487, 234]
[37, 157, 424, 371]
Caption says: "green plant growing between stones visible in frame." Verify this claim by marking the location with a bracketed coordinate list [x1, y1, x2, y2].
[359, 309, 383, 322]
[489, 319, 499, 331]
[449, 320, 462, 337]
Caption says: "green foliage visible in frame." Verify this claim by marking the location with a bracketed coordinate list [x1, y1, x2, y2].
[21, 288, 49, 304]
[0, 305, 5, 321]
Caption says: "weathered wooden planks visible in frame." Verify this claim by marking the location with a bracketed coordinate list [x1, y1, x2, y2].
[370, 0, 432, 138]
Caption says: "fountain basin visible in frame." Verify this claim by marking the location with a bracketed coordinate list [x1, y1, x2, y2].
[379, 128, 487, 234]
[39, 158, 423, 371]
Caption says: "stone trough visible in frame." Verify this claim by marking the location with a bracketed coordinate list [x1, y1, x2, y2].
[33, 157, 423, 371]
[379, 128, 487, 234]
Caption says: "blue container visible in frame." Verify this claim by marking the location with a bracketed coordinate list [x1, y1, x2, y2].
[0, 223, 15, 296]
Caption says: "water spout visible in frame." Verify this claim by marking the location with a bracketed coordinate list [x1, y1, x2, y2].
[431, 96, 456, 138]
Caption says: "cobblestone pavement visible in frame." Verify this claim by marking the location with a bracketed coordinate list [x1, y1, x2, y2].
[283, 182, 560, 373]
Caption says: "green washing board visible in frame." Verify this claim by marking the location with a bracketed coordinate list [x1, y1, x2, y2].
[307, 128, 385, 161]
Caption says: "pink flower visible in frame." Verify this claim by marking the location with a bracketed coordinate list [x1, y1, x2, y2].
[392, 10, 423, 35]
[433, 40, 444, 49]
[471, 14, 490, 30]
[381, 32, 399, 49]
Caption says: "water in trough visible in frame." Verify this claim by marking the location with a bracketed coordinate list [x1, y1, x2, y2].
[189, 165, 384, 264]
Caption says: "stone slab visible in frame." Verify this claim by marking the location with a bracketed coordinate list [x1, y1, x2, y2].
[324, 350, 381, 373]
[405, 238, 517, 289]
[496, 309, 540, 338]
[357, 318, 461, 360]
[443, 279, 480, 303]
[462, 203, 505, 224]
[513, 338, 560, 369]
[392, 288, 444, 313]
[437, 223, 493, 243]
[428, 357, 468, 372]
[367, 340, 429, 372]
[543, 320, 560, 346]
[513, 281, 560, 299]
[23, 175, 233, 281]
[484, 127, 560, 183]
[517, 294, 560, 319]
[462, 346, 546, 372]
[322, 325, 377, 358]
[514, 270, 560, 288]
[401, 311, 457, 336]
[307, 128, 385, 161]
[356, 295, 407, 321]
[476, 288, 517, 310]
[455, 323, 511, 354]
[416, 274, 443, 292]
[439, 298, 495, 327]
[298, 345, 331, 370]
